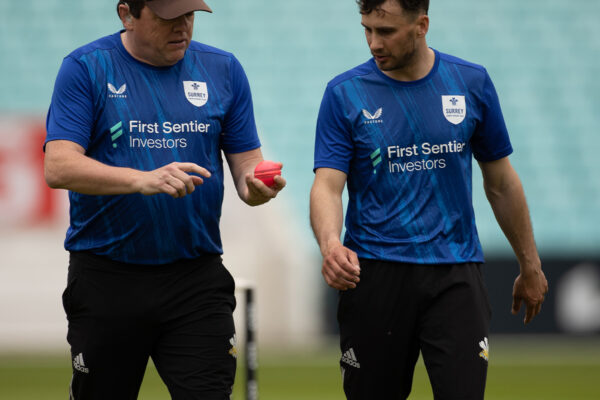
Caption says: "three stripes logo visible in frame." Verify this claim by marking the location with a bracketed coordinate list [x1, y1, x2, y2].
[370, 148, 382, 174]
[341, 348, 361, 368]
[73, 353, 89, 374]
[110, 121, 124, 148]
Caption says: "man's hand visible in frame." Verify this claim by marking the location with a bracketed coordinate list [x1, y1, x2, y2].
[512, 267, 548, 324]
[138, 162, 211, 198]
[44, 141, 210, 197]
[322, 242, 361, 291]
[479, 158, 548, 325]
[225, 150, 286, 206]
[243, 170, 286, 206]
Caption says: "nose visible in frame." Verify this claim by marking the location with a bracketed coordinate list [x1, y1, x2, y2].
[172, 13, 193, 32]
[368, 33, 383, 53]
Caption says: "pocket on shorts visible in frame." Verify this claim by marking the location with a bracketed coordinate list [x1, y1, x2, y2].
[221, 265, 236, 293]
[61, 276, 78, 317]
[337, 289, 357, 327]
[218, 264, 237, 313]
[475, 264, 493, 319]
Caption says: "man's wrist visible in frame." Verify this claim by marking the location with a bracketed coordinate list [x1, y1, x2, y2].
[518, 255, 542, 276]
[320, 237, 342, 256]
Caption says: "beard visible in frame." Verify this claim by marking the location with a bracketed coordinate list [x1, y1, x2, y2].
[375, 38, 418, 72]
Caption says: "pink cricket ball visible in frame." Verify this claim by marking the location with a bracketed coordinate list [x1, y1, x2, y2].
[254, 160, 282, 187]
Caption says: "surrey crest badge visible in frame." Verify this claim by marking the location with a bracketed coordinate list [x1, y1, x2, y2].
[442, 95, 466, 125]
[183, 81, 208, 107]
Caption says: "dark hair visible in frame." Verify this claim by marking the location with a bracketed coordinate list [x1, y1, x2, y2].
[116, 0, 153, 19]
[356, 0, 429, 15]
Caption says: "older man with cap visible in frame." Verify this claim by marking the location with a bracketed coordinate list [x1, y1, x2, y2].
[44, 0, 285, 398]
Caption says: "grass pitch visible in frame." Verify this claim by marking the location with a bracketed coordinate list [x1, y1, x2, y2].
[1, 336, 599, 399]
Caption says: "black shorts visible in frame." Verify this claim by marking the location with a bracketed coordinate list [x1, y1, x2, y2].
[63, 251, 237, 400]
[338, 259, 491, 400]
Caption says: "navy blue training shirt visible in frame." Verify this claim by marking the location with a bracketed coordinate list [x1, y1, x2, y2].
[314, 49, 513, 264]
[46, 32, 261, 264]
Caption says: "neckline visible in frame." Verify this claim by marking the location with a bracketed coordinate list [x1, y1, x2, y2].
[114, 30, 184, 71]
[370, 48, 440, 87]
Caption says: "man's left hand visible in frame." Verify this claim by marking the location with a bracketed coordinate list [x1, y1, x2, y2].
[511, 267, 548, 324]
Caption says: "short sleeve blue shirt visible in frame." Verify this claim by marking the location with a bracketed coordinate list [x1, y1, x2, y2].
[314, 50, 512, 264]
[46, 32, 261, 264]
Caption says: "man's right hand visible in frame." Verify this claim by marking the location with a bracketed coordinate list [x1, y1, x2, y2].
[45, 141, 211, 197]
[322, 242, 361, 290]
[138, 162, 211, 198]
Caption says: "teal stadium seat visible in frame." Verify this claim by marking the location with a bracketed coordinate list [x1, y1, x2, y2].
[1, 0, 598, 257]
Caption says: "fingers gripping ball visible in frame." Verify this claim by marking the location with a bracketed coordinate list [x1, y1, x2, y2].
[254, 160, 282, 187]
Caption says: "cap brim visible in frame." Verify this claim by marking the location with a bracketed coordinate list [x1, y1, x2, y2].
[147, 0, 212, 20]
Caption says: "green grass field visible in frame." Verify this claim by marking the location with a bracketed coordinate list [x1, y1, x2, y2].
[1, 336, 599, 399]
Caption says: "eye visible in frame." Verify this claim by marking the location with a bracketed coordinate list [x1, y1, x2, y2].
[378, 28, 395, 36]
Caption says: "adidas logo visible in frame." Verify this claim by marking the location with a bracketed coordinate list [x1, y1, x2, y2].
[341, 348, 361, 368]
[73, 353, 89, 373]
[362, 108, 383, 124]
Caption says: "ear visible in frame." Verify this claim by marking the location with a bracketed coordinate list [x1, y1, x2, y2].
[415, 14, 429, 38]
[118, 3, 134, 30]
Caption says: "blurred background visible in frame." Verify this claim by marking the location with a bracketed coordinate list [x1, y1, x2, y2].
[0, 0, 599, 399]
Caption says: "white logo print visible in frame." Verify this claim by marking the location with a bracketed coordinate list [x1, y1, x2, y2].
[362, 108, 383, 125]
[362, 108, 382, 120]
[442, 95, 466, 124]
[228, 334, 238, 359]
[478, 337, 489, 362]
[183, 81, 208, 107]
[108, 83, 127, 99]
[341, 348, 361, 368]
[108, 83, 126, 94]
[73, 353, 89, 373]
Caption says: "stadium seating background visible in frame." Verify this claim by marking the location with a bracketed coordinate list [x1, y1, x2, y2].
[1, 0, 598, 256]
[1, 3, 599, 398]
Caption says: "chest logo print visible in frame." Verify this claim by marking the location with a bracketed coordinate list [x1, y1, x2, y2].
[108, 83, 127, 98]
[362, 108, 383, 125]
[442, 95, 466, 125]
[183, 81, 208, 107]
[362, 108, 382, 120]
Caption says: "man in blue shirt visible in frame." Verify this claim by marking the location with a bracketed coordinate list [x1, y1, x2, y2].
[310, 1, 547, 399]
[44, 1, 285, 398]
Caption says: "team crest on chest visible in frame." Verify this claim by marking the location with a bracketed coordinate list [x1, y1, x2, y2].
[442, 95, 466, 125]
[183, 81, 208, 107]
